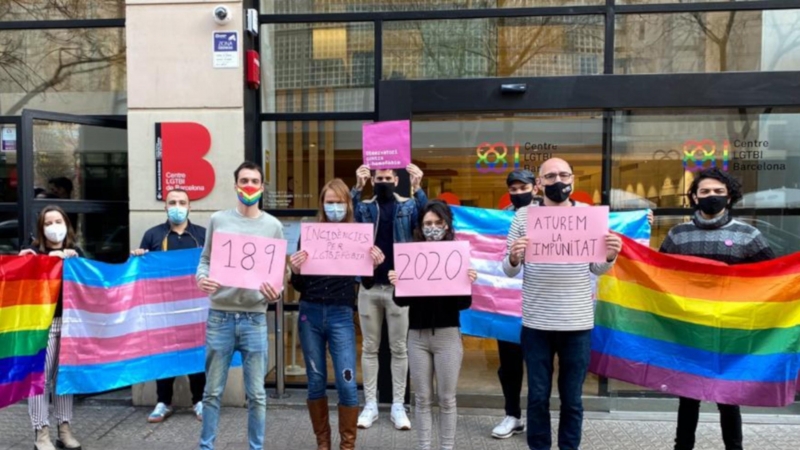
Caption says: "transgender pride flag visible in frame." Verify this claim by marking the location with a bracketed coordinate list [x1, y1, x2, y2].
[452, 206, 651, 344]
[57, 249, 207, 395]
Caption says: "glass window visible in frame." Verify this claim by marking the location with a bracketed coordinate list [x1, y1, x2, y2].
[611, 108, 800, 210]
[0, 124, 19, 203]
[0, 28, 127, 115]
[383, 16, 603, 80]
[261, 23, 375, 113]
[0, 212, 20, 255]
[261, 0, 603, 14]
[615, 10, 800, 74]
[0, 1, 125, 20]
[262, 120, 364, 209]
[32, 120, 128, 201]
[71, 210, 129, 263]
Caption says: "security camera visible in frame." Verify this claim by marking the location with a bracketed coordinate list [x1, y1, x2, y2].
[213, 5, 232, 25]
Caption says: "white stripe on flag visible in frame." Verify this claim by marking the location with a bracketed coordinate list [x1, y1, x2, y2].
[61, 297, 209, 339]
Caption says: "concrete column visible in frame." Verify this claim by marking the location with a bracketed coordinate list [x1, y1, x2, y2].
[125, 0, 273, 407]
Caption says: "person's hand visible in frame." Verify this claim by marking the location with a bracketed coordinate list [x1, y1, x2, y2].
[468, 269, 478, 283]
[355, 165, 371, 191]
[388, 270, 398, 286]
[198, 277, 221, 295]
[370, 246, 385, 267]
[131, 249, 147, 257]
[289, 250, 308, 274]
[18, 249, 36, 257]
[605, 234, 623, 261]
[509, 237, 529, 266]
[62, 249, 78, 259]
[647, 209, 654, 227]
[48, 250, 65, 259]
[260, 282, 281, 303]
[407, 164, 424, 192]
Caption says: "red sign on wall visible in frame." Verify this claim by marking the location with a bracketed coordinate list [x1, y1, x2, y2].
[155, 122, 215, 201]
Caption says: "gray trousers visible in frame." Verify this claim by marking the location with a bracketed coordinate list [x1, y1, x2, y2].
[408, 327, 463, 450]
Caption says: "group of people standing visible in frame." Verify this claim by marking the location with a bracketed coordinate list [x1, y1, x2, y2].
[21, 156, 774, 450]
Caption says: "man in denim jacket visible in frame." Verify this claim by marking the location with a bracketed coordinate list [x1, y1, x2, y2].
[350, 164, 427, 431]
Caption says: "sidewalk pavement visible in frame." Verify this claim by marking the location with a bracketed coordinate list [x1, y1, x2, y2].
[2, 400, 800, 450]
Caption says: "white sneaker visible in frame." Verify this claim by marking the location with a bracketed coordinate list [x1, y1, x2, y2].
[147, 402, 174, 423]
[390, 403, 411, 431]
[491, 415, 524, 439]
[357, 402, 379, 429]
[193, 401, 203, 422]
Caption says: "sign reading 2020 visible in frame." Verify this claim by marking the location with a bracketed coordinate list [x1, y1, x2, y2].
[155, 122, 216, 201]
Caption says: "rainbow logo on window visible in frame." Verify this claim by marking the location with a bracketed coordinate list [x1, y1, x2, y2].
[682, 139, 729, 172]
[476, 142, 521, 174]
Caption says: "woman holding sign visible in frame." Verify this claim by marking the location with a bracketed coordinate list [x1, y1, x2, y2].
[289, 178, 385, 450]
[389, 200, 477, 450]
[19, 206, 84, 450]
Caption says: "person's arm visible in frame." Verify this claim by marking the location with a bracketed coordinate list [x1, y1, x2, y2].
[351, 188, 364, 223]
[502, 210, 525, 278]
[658, 229, 677, 254]
[196, 216, 215, 281]
[413, 187, 428, 213]
[746, 231, 776, 263]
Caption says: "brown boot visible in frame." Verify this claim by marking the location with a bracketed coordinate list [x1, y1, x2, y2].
[338, 405, 359, 450]
[307, 397, 331, 450]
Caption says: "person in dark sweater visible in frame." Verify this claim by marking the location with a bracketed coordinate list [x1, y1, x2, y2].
[19, 205, 83, 450]
[660, 168, 775, 450]
[290, 178, 385, 450]
[389, 200, 477, 450]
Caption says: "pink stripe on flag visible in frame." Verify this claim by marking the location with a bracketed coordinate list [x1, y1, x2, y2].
[0, 372, 45, 409]
[456, 232, 506, 262]
[59, 322, 206, 366]
[63, 275, 204, 314]
[470, 284, 522, 317]
[589, 352, 797, 407]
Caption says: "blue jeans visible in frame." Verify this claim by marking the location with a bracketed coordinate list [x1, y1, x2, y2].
[521, 327, 591, 450]
[200, 310, 268, 450]
[298, 301, 358, 407]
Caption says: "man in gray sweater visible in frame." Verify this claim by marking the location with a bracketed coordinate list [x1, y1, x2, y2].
[196, 161, 284, 450]
[503, 158, 622, 450]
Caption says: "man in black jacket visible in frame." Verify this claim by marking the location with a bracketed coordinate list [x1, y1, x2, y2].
[132, 188, 207, 424]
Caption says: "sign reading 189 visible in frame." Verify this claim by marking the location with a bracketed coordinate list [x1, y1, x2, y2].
[209, 232, 288, 291]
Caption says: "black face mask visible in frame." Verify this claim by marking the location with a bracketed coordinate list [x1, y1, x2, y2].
[696, 195, 728, 215]
[374, 182, 396, 203]
[510, 192, 534, 210]
[544, 182, 572, 204]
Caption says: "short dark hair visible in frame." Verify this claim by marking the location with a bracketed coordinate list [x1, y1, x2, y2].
[234, 161, 263, 183]
[165, 188, 190, 200]
[413, 200, 456, 242]
[371, 168, 398, 178]
[687, 167, 742, 207]
[48, 176, 73, 195]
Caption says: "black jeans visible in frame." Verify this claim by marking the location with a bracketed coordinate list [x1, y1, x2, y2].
[521, 327, 591, 450]
[497, 339, 525, 419]
[156, 373, 206, 405]
[675, 397, 743, 450]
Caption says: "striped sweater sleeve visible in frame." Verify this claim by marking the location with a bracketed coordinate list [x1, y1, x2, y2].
[502, 207, 526, 278]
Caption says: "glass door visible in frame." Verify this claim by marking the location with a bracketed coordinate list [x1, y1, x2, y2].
[20, 110, 130, 262]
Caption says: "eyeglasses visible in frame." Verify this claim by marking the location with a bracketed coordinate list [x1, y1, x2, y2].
[541, 172, 573, 181]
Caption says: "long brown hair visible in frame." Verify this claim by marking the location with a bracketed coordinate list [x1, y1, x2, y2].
[412, 200, 456, 242]
[317, 178, 355, 223]
[31, 205, 77, 253]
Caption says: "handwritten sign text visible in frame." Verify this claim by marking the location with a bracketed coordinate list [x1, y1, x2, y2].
[394, 241, 471, 297]
[210, 232, 287, 291]
[300, 223, 374, 276]
[525, 206, 609, 263]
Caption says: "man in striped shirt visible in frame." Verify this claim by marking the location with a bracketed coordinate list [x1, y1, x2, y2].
[502, 158, 622, 450]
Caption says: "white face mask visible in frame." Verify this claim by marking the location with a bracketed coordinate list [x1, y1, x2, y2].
[44, 224, 67, 244]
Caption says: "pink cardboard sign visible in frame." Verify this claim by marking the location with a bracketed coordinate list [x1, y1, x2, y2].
[525, 206, 609, 263]
[362, 120, 411, 170]
[394, 241, 471, 297]
[209, 232, 288, 291]
[300, 222, 374, 276]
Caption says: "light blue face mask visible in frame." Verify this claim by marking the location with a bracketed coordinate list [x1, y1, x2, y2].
[324, 203, 347, 222]
[167, 206, 188, 225]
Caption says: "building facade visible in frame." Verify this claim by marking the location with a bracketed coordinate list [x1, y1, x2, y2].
[2, 0, 800, 412]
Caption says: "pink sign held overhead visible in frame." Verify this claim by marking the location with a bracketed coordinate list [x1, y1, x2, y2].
[362, 120, 411, 170]
[300, 223, 374, 276]
[394, 241, 471, 297]
[525, 206, 609, 264]
[209, 232, 288, 291]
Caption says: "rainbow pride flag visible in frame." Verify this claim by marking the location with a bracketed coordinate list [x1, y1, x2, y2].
[590, 235, 800, 407]
[57, 249, 208, 395]
[0, 255, 62, 409]
[451, 206, 651, 344]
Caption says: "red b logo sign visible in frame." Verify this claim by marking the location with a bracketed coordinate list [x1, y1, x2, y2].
[155, 122, 215, 201]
